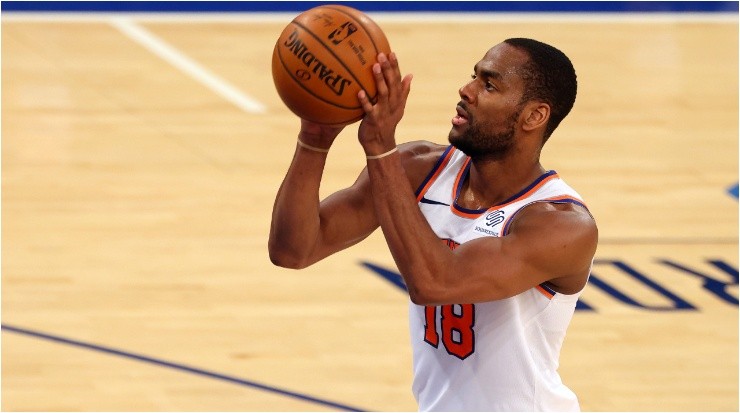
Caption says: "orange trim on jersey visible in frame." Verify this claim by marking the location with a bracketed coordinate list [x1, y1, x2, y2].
[539, 195, 590, 210]
[536, 285, 555, 299]
[495, 172, 562, 210]
[450, 158, 488, 218]
[450, 168, 561, 219]
[451, 156, 473, 202]
[498, 192, 587, 237]
[415, 147, 456, 202]
[451, 208, 486, 219]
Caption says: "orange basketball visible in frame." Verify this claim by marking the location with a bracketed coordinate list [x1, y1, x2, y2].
[271, 4, 391, 125]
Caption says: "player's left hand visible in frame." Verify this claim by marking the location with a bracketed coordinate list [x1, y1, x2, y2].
[357, 52, 413, 157]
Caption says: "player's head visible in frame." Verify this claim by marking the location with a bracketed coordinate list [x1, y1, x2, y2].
[504, 38, 577, 142]
[449, 39, 577, 160]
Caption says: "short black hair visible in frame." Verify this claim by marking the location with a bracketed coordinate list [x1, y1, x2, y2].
[504, 38, 577, 142]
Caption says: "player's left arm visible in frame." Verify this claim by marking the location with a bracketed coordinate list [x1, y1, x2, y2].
[366, 154, 597, 305]
[357, 52, 598, 306]
[439, 203, 598, 302]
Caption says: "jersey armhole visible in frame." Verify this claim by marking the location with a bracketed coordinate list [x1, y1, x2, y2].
[415, 145, 456, 201]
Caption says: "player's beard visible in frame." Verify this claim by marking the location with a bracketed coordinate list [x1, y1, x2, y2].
[449, 107, 521, 161]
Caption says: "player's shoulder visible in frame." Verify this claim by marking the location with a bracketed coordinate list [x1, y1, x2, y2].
[509, 201, 598, 248]
[398, 140, 448, 158]
[397, 141, 449, 187]
[516, 201, 595, 228]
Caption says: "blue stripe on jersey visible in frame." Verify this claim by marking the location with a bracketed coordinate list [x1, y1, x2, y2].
[420, 197, 451, 207]
[452, 168, 560, 216]
[415, 145, 455, 197]
[501, 198, 589, 236]
[452, 161, 489, 215]
[539, 283, 558, 296]
[496, 170, 558, 207]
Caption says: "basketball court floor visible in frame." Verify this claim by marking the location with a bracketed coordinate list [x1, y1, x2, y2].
[2, 6, 738, 411]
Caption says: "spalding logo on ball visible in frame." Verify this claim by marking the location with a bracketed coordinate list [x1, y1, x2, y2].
[272, 4, 391, 125]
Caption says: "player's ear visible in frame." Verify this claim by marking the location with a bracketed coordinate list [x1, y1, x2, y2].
[522, 102, 550, 132]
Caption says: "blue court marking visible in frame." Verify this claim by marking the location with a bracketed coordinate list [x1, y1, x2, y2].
[361, 261, 407, 291]
[2, 324, 367, 412]
[1, 1, 737, 13]
[728, 183, 738, 199]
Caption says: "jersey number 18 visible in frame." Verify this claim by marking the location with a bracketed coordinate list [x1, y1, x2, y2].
[423, 304, 475, 360]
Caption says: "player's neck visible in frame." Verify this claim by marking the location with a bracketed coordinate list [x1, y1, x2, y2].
[461, 154, 546, 210]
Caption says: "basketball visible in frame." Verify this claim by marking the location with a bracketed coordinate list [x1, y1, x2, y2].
[271, 5, 391, 125]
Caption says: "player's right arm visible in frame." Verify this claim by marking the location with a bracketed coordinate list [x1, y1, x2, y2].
[269, 119, 379, 269]
[269, 120, 442, 269]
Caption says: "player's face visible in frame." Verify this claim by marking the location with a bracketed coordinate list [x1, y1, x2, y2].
[449, 43, 529, 159]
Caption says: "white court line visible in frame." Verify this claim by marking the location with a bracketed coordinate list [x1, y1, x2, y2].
[109, 17, 267, 114]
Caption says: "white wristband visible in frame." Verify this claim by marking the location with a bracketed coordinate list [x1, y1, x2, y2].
[297, 138, 330, 153]
[366, 146, 398, 160]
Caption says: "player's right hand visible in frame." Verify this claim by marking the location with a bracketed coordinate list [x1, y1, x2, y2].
[298, 119, 345, 150]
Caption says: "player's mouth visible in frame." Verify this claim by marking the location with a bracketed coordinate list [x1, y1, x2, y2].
[452, 104, 468, 127]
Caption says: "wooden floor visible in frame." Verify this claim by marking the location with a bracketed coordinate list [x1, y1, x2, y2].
[2, 11, 738, 412]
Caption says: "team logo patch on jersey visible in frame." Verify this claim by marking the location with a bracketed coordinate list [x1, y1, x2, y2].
[485, 210, 505, 227]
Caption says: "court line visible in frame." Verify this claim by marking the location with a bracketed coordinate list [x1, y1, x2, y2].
[598, 237, 738, 245]
[109, 17, 267, 114]
[728, 183, 739, 199]
[1, 324, 367, 412]
[3, 12, 737, 23]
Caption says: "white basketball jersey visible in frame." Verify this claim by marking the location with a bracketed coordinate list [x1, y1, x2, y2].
[410, 146, 589, 412]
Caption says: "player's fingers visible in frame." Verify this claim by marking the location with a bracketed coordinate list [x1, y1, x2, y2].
[381, 53, 397, 81]
[386, 52, 408, 104]
[373, 58, 389, 101]
[401, 73, 413, 102]
[383, 53, 400, 97]
[388, 52, 401, 76]
[358, 89, 374, 114]
[376, 54, 392, 98]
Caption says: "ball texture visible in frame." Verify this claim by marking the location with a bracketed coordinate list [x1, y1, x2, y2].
[272, 5, 391, 125]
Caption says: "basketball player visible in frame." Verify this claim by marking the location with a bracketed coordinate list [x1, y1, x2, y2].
[269, 38, 598, 411]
